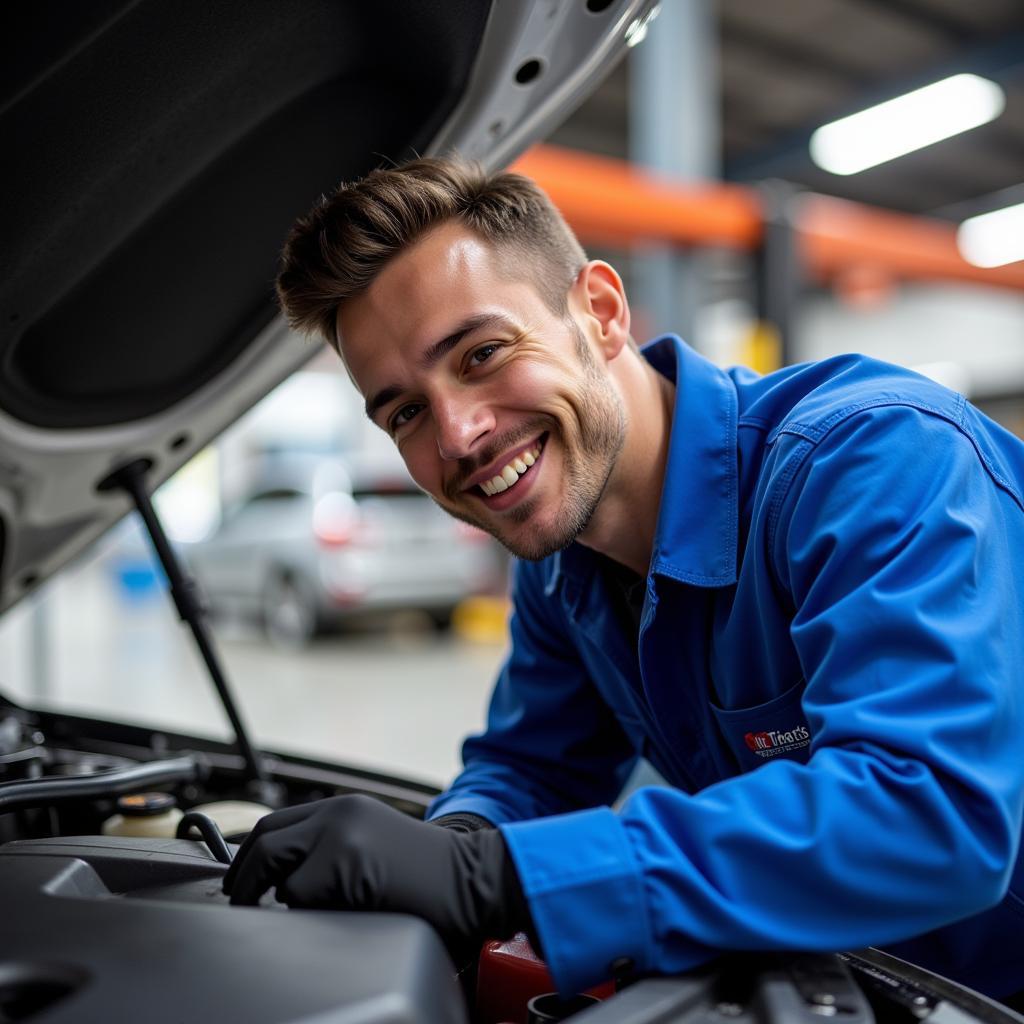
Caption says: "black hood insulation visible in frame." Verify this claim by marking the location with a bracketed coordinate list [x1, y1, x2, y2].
[1, 0, 488, 428]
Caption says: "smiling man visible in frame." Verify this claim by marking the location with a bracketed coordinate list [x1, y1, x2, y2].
[223, 158, 1024, 1007]
[338, 217, 660, 571]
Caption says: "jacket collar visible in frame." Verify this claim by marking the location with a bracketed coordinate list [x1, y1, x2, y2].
[548, 335, 739, 593]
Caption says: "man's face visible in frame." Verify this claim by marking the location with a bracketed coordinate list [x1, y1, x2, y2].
[337, 222, 626, 561]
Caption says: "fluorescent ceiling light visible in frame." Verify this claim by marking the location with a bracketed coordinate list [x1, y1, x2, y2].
[957, 201, 1024, 268]
[810, 74, 1005, 176]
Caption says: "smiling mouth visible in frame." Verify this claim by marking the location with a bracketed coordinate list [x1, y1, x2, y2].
[477, 437, 545, 497]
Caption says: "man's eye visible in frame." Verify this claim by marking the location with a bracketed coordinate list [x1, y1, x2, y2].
[391, 403, 423, 431]
[468, 343, 499, 367]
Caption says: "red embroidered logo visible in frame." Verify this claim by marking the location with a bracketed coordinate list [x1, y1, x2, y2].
[743, 726, 810, 757]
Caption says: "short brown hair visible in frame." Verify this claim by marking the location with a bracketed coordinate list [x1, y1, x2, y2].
[276, 157, 587, 347]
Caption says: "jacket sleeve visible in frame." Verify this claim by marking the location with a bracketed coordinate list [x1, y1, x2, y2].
[427, 557, 638, 825]
[499, 406, 1024, 995]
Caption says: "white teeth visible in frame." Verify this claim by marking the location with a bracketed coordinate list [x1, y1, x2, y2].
[479, 442, 543, 498]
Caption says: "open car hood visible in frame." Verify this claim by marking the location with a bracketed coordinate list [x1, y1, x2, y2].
[0, 0, 657, 615]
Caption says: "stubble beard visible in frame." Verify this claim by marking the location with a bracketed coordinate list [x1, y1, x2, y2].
[436, 325, 626, 561]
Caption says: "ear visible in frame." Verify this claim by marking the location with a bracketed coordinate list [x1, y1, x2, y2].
[572, 260, 631, 360]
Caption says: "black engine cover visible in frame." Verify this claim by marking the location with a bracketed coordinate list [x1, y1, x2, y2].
[0, 835, 467, 1023]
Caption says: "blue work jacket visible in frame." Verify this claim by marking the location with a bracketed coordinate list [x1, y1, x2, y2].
[427, 336, 1024, 999]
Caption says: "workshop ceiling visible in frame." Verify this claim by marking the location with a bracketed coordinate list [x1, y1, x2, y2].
[547, 0, 1024, 221]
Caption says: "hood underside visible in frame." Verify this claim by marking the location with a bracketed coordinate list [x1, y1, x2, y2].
[0, 0, 655, 613]
[4, 0, 491, 431]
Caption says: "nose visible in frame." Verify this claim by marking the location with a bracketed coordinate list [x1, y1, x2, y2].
[434, 392, 495, 461]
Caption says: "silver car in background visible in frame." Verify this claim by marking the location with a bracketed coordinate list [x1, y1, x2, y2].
[184, 452, 500, 645]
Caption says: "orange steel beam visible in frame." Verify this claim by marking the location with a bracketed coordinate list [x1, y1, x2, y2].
[511, 145, 1024, 293]
[799, 194, 1024, 291]
[511, 145, 763, 250]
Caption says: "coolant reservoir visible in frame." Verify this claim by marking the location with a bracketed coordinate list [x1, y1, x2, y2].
[187, 800, 272, 840]
[101, 792, 183, 838]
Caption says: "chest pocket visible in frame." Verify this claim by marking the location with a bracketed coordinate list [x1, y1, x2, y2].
[710, 678, 812, 773]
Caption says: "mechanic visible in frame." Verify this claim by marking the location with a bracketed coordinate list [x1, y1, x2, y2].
[223, 158, 1024, 1006]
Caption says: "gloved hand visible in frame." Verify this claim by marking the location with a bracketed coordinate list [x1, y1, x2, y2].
[222, 794, 532, 963]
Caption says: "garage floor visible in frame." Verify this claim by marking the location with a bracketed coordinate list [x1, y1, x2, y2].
[0, 554, 506, 790]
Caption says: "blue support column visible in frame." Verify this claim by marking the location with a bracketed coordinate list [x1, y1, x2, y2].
[629, 0, 720, 346]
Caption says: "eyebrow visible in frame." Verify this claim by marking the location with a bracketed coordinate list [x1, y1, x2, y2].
[364, 312, 517, 421]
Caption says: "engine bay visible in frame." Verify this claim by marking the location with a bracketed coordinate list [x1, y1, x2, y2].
[0, 702, 468, 1024]
[3, 705, 1023, 1024]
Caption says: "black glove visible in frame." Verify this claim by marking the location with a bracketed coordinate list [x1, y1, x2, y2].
[431, 811, 494, 833]
[222, 794, 532, 963]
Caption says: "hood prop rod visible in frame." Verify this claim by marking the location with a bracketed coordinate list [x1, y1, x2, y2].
[98, 459, 272, 796]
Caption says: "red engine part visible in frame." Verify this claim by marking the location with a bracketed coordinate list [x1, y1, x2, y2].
[476, 933, 615, 1024]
